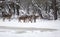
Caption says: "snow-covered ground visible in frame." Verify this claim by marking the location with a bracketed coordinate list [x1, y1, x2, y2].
[0, 19, 60, 29]
[0, 19, 60, 37]
[0, 30, 60, 37]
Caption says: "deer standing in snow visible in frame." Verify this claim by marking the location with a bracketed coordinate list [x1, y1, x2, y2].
[2, 9, 12, 21]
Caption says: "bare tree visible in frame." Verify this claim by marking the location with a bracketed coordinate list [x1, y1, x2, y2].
[52, 0, 58, 20]
[8, 1, 15, 15]
[15, 4, 20, 16]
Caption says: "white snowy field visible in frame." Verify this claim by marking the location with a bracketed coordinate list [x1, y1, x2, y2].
[0, 19, 60, 37]
[0, 19, 60, 29]
[0, 30, 60, 37]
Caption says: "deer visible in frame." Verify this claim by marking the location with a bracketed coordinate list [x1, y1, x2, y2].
[2, 10, 12, 21]
[19, 15, 40, 23]
[33, 15, 40, 22]
[18, 15, 33, 23]
[18, 15, 28, 22]
[26, 15, 33, 23]
[18, 14, 40, 23]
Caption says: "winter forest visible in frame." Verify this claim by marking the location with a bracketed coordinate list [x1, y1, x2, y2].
[0, 0, 60, 22]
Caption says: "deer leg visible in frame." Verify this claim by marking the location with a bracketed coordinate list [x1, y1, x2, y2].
[30, 20, 32, 23]
[29, 18, 32, 23]
[23, 19, 25, 22]
[8, 17, 11, 21]
[8, 18, 10, 21]
[19, 19, 21, 22]
[24, 18, 27, 23]
[27, 17, 29, 22]
[34, 18, 36, 22]
[30, 19, 32, 23]
[34, 19, 36, 22]
[3, 18, 5, 21]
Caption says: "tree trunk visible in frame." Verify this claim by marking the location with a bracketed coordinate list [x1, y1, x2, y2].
[45, 2, 48, 13]
[16, 8, 19, 16]
[52, 0, 57, 20]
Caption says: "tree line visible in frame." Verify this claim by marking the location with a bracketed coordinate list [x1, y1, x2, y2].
[0, 0, 60, 22]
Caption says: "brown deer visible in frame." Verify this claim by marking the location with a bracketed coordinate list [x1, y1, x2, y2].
[18, 15, 28, 22]
[2, 11, 12, 21]
[18, 15, 40, 23]
[33, 15, 40, 22]
[26, 15, 40, 23]
[26, 15, 33, 23]
[18, 15, 33, 23]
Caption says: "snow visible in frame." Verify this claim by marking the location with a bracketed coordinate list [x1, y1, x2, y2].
[0, 19, 60, 29]
[0, 0, 60, 37]
[0, 30, 60, 37]
[0, 19, 60, 37]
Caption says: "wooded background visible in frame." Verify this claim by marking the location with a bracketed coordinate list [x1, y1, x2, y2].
[0, 0, 60, 22]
